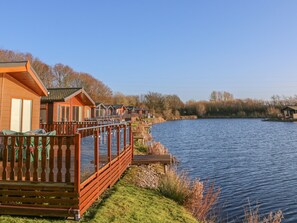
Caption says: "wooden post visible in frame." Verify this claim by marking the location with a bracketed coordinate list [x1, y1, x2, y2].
[117, 126, 120, 156]
[108, 126, 112, 164]
[65, 136, 71, 183]
[17, 136, 24, 181]
[49, 137, 55, 182]
[130, 123, 134, 161]
[74, 133, 81, 194]
[25, 136, 31, 181]
[10, 136, 16, 180]
[41, 137, 47, 182]
[2, 137, 8, 180]
[57, 137, 63, 182]
[94, 130, 99, 172]
[73, 124, 77, 135]
[124, 124, 127, 149]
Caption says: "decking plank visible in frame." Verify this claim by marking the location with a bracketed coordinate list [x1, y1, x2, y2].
[132, 154, 173, 165]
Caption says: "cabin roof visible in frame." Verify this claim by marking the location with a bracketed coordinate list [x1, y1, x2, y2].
[104, 104, 115, 110]
[281, 106, 297, 111]
[41, 87, 95, 106]
[126, 106, 135, 110]
[113, 104, 126, 109]
[95, 102, 107, 108]
[0, 61, 48, 96]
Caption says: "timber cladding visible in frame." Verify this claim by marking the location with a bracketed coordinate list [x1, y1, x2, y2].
[0, 73, 41, 131]
[45, 96, 92, 123]
[0, 123, 133, 220]
[0, 182, 78, 217]
[0, 134, 80, 218]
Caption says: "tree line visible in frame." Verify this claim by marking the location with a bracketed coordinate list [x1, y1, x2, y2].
[139, 91, 296, 119]
[0, 49, 113, 103]
[2, 49, 295, 119]
[0, 49, 184, 118]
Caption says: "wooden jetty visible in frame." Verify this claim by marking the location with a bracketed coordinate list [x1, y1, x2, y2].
[132, 154, 173, 165]
[132, 154, 175, 172]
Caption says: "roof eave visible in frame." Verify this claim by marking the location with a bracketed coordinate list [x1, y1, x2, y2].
[0, 61, 48, 96]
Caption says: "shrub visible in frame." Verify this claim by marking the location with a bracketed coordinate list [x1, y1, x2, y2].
[243, 205, 283, 223]
[158, 169, 220, 222]
[158, 169, 190, 204]
[148, 141, 168, 155]
[185, 180, 220, 221]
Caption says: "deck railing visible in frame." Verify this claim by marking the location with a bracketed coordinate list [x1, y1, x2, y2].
[0, 122, 133, 220]
[40, 119, 122, 136]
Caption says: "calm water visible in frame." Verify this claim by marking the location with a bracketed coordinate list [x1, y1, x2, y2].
[152, 119, 297, 222]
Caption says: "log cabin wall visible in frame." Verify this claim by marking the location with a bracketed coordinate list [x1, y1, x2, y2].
[0, 73, 41, 131]
[45, 96, 92, 124]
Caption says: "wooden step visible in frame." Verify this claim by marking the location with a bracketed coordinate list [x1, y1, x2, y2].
[132, 154, 173, 165]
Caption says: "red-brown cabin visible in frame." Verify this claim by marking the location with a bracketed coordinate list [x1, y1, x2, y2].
[0, 61, 48, 132]
[40, 88, 95, 124]
[113, 104, 127, 116]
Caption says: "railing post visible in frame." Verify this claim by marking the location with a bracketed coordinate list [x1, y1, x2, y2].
[73, 124, 77, 135]
[108, 126, 112, 164]
[94, 130, 99, 173]
[74, 133, 81, 196]
[117, 125, 120, 156]
[2, 137, 8, 180]
[129, 123, 134, 160]
[124, 124, 127, 149]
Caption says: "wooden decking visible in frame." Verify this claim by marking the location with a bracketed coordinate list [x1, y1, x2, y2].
[132, 154, 173, 165]
[0, 123, 133, 220]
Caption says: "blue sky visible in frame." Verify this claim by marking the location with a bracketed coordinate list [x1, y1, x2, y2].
[1, 1, 297, 101]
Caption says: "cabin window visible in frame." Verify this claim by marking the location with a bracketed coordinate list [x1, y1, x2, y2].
[73, 106, 83, 121]
[85, 108, 90, 119]
[57, 105, 70, 122]
[10, 98, 32, 132]
[22, 100, 32, 132]
[40, 109, 47, 123]
[57, 105, 61, 121]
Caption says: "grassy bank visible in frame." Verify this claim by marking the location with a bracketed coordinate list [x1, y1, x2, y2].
[91, 167, 198, 223]
[0, 167, 198, 223]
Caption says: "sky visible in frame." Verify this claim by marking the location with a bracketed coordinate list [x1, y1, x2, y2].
[0, 1, 297, 102]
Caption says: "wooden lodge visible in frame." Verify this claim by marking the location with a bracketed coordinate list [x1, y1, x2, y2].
[94, 102, 108, 118]
[0, 61, 134, 220]
[0, 61, 48, 132]
[126, 106, 149, 119]
[113, 104, 127, 117]
[281, 106, 297, 119]
[40, 88, 95, 124]
[0, 122, 133, 220]
[0, 61, 162, 221]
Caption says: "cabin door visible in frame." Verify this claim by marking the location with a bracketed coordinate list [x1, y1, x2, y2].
[22, 100, 32, 132]
[10, 99, 32, 132]
[10, 98, 22, 132]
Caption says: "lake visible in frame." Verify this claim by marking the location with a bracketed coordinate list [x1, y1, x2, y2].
[152, 119, 297, 222]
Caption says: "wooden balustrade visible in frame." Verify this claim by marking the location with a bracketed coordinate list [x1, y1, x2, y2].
[40, 120, 123, 137]
[0, 135, 77, 183]
[0, 122, 133, 220]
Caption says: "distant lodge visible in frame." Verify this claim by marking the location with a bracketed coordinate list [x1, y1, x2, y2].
[40, 92, 150, 124]
[281, 106, 297, 120]
[92, 103, 149, 121]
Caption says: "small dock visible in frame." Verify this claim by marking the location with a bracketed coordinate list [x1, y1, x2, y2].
[132, 154, 174, 165]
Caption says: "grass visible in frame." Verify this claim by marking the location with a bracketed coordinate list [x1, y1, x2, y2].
[0, 167, 198, 223]
[243, 205, 283, 223]
[92, 178, 198, 223]
[134, 142, 148, 155]
[158, 168, 220, 222]
[158, 169, 190, 204]
[0, 216, 67, 223]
